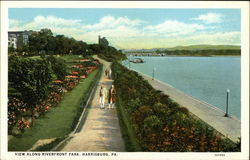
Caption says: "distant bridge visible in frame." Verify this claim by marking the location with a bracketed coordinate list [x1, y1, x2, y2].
[125, 52, 167, 56]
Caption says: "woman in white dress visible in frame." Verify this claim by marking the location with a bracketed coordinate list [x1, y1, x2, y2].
[99, 85, 107, 109]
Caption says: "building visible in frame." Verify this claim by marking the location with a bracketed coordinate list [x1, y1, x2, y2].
[8, 30, 33, 49]
[98, 35, 109, 46]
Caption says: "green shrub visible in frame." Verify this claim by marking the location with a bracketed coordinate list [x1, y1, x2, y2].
[46, 55, 67, 80]
[143, 115, 162, 131]
[9, 56, 52, 112]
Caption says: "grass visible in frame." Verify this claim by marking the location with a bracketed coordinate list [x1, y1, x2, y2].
[33, 136, 68, 151]
[8, 69, 99, 151]
[29, 56, 40, 59]
[59, 55, 82, 63]
[53, 136, 73, 151]
[116, 96, 142, 152]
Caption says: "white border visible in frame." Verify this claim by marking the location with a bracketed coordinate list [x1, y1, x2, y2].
[0, 1, 249, 8]
[1, 1, 249, 160]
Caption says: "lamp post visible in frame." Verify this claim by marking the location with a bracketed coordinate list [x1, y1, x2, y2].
[225, 89, 230, 117]
[152, 67, 156, 80]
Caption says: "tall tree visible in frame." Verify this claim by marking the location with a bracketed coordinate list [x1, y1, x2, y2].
[28, 28, 53, 54]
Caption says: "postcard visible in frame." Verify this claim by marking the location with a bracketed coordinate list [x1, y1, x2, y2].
[1, 1, 249, 160]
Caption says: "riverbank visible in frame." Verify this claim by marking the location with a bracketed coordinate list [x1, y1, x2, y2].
[135, 70, 240, 142]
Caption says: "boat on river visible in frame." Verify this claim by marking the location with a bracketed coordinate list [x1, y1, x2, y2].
[129, 58, 145, 63]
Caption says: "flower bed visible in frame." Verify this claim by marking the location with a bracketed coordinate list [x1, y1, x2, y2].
[8, 55, 100, 135]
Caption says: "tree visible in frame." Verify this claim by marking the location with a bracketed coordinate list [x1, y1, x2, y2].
[156, 49, 161, 54]
[8, 56, 52, 125]
[28, 28, 53, 54]
[8, 46, 16, 54]
[24, 28, 126, 59]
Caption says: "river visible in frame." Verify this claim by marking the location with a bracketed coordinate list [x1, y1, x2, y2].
[122, 56, 241, 119]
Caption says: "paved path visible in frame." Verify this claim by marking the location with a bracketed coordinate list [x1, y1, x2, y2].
[62, 56, 126, 151]
[137, 71, 240, 143]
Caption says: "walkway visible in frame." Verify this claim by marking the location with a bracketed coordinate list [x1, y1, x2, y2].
[138, 72, 240, 143]
[61, 56, 125, 151]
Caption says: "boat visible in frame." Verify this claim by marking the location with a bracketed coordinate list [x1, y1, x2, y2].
[129, 58, 145, 63]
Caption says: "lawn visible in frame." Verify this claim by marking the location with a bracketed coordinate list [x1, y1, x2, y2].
[59, 55, 81, 62]
[8, 68, 99, 151]
[29, 55, 84, 62]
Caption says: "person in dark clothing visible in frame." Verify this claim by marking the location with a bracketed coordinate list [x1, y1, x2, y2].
[108, 85, 116, 109]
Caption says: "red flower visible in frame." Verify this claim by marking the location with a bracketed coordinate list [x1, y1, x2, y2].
[65, 75, 78, 78]
[79, 59, 91, 62]
[80, 75, 86, 79]
[53, 80, 63, 83]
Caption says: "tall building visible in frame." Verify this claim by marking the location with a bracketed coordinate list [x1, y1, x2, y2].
[98, 35, 101, 45]
[8, 30, 33, 49]
[98, 35, 109, 46]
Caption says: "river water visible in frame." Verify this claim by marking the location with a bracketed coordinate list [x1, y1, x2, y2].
[122, 56, 241, 119]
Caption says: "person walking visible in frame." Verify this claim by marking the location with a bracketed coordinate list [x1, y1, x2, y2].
[99, 84, 107, 109]
[105, 69, 108, 77]
[108, 85, 116, 109]
[108, 68, 112, 79]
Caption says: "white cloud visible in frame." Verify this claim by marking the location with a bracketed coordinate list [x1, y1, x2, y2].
[186, 31, 240, 45]
[9, 19, 22, 26]
[9, 19, 25, 30]
[144, 20, 206, 36]
[9, 15, 85, 39]
[192, 13, 223, 24]
[82, 16, 143, 31]
[77, 25, 142, 44]
[9, 16, 82, 31]
[79, 16, 144, 43]
[23, 16, 82, 29]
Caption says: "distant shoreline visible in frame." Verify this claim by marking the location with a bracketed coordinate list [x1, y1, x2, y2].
[123, 46, 241, 57]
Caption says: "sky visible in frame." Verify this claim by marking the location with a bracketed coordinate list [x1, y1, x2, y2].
[8, 8, 241, 49]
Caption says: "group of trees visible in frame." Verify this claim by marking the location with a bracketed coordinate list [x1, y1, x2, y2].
[9, 28, 126, 61]
[14, 28, 88, 56]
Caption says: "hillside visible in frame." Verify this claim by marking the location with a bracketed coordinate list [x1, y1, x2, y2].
[166, 45, 241, 51]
